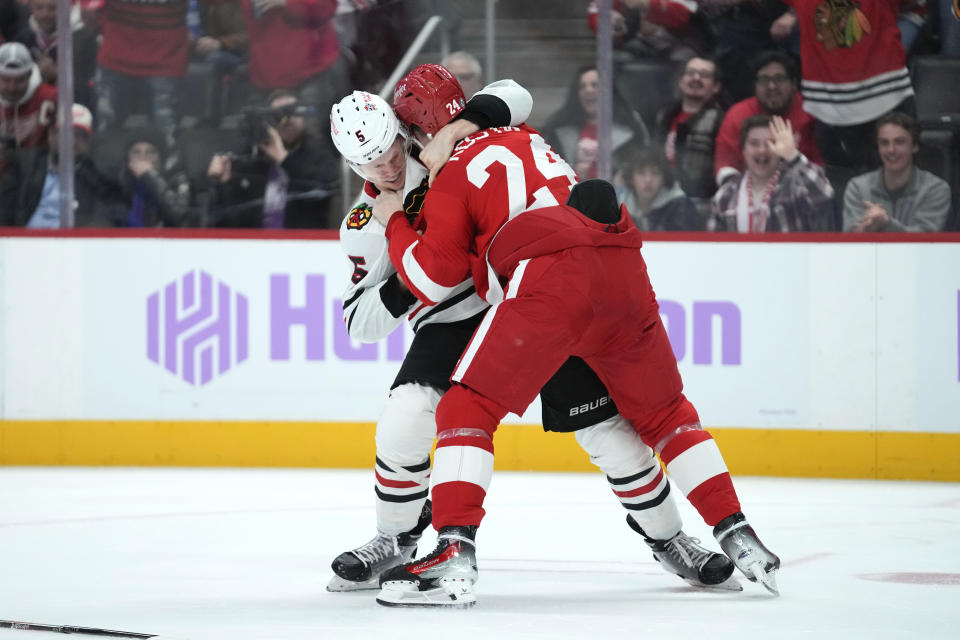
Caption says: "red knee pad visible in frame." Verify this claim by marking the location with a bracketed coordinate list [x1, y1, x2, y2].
[436, 384, 507, 438]
[644, 394, 702, 454]
[663, 394, 700, 431]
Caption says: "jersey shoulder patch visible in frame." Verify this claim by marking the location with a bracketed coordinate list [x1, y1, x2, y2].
[346, 203, 373, 230]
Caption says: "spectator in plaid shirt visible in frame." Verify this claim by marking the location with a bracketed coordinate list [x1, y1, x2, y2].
[709, 114, 834, 232]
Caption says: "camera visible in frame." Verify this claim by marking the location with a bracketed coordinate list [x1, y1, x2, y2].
[209, 102, 316, 189]
[238, 103, 315, 150]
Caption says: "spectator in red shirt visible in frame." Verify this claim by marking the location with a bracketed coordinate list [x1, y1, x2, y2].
[238, 0, 347, 125]
[782, 1, 923, 181]
[236, 0, 346, 206]
[95, 0, 189, 147]
[0, 41, 56, 155]
[713, 49, 821, 187]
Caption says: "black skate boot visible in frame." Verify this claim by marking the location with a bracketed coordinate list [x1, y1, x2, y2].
[713, 511, 780, 595]
[327, 500, 431, 592]
[626, 515, 740, 591]
[376, 525, 478, 608]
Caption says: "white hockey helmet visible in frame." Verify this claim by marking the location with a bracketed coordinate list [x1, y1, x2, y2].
[330, 91, 409, 167]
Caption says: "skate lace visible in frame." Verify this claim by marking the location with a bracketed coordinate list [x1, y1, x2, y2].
[667, 533, 714, 569]
[352, 534, 399, 566]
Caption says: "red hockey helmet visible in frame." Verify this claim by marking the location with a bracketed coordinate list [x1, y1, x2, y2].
[393, 64, 467, 135]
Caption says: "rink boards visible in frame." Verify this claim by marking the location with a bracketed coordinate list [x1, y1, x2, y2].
[0, 232, 958, 480]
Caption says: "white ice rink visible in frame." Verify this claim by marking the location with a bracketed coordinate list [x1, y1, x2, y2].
[1, 467, 958, 640]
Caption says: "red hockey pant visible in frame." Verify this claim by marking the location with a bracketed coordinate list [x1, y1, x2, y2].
[432, 247, 741, 529]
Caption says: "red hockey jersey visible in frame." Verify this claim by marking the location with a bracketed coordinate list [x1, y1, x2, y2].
[97, 0, 189, 77]
[240, 0, 339, 90]
[782, 0, 919, 125]
[384, 125, 642, 306]
[0, 68, 56, 150]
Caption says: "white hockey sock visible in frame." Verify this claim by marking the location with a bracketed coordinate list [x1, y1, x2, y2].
[375, 455, 430, 536]
[608, 464, 682, 541]
[576, 415, 683, 540]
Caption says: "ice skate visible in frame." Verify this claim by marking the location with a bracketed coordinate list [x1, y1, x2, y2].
[327, 501, 431, 592]
[376, 525, 478, 608]
[626, 515, 741, 591]
[713, 512, 780, 595]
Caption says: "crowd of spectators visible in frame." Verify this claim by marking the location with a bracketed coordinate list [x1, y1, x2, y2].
[578, 0, 957, 232]
[0, 0, 957, 232]
[1, 0, 347, 229]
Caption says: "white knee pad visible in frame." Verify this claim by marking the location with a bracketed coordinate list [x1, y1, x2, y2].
[375, 382, 442, 477]
[575, 415, 657, 479]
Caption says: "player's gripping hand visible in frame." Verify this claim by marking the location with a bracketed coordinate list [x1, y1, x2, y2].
[421, 119, 479, 185]
[373, 189, 405, 226]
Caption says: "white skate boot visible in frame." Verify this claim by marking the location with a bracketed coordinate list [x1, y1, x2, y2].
[327, 501, 431, 592]
[627, 515, 741, 591]
[376, 525, 478, 608]
[713, 512, 780, 595]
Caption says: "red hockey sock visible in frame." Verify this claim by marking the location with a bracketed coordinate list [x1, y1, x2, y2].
[430, 385, 507, 530]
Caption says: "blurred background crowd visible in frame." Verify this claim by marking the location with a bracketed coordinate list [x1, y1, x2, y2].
[0, 0, 957, 232]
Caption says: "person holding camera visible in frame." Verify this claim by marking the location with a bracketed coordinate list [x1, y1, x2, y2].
[206, 90, 338, 228]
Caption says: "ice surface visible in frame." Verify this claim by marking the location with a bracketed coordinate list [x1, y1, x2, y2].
[1, 468, 957, 639]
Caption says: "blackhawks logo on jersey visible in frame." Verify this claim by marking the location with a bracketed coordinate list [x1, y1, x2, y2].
[814, 0, 871, 50]
[347, 203, 373, 230]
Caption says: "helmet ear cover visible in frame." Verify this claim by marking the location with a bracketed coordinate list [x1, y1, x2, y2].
[393, 64, 466, 135]
[330, 90, 409, 167]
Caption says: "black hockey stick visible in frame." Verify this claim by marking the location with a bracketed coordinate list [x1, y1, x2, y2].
[0, 620, 157, 638]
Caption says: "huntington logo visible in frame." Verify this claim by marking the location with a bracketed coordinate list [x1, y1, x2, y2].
[147, 270, 249, 385]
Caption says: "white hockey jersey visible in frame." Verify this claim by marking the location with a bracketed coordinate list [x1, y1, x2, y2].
[339, 156, 487, 342]
[339, 80, 533, 344]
